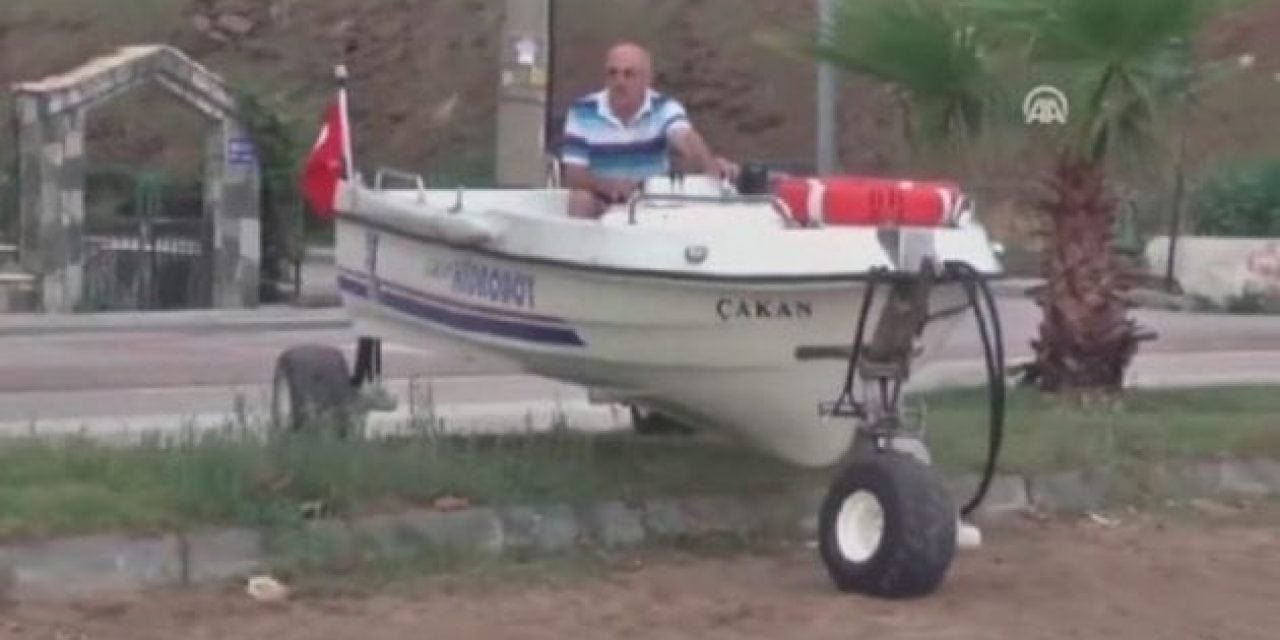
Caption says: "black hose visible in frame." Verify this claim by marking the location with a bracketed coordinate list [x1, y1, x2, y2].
[836, 268, 884, 410]
[832, 261, 1003, 515]
[946, 261, 1006, 516]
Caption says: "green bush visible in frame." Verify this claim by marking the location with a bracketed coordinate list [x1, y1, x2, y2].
[1190, 159, 1280, 237]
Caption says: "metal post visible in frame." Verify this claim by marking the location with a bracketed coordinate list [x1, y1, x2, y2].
[1165, 65, 1195, 293]
[496, 0, 551, 187]
[816, 0, 838, 175]
[1165, 122, 1189, 292]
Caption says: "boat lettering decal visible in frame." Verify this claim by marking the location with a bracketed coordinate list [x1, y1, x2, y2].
[431, 258, 536, 309]
[337, 274, 582, 347]
[716, 298, 813, 321]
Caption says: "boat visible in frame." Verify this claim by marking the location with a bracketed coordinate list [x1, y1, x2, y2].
[272, 76, 1009, 599]
[329, 171, 1000, 469]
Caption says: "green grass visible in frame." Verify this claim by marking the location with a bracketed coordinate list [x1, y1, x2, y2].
[0, 424, 814, 543]
[3, 385, 1280, 543]
[922, 385, 1280, 474]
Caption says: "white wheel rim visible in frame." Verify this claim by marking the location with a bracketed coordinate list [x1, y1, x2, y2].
[272, 370, 291, 430]
[835, 490, 885, 563]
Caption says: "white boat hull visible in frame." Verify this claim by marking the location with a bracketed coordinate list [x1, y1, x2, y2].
[332, 181, 987, 467]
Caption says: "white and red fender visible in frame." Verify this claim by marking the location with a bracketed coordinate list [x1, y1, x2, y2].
[773, 176, 963, 227]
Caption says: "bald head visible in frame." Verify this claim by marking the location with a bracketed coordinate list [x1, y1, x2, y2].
[603, 41, 653, 121]
[606, 42, 652, 76]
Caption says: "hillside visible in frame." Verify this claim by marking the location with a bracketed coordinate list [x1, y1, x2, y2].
[3, 0, 1280, 254]
[1, 0, 905, 178]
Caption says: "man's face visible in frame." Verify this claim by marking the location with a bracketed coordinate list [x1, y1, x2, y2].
[605, 47, 650, 116]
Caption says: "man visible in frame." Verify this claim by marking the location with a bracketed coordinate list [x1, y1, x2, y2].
[560, 42, 738, 218]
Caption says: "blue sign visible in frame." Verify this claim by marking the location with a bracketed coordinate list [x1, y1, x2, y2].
[227, 136, 257, 166]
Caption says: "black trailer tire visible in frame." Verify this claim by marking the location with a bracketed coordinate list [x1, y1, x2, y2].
[818, 451, 956, 598]
[271, 344, 358, 437]
[629, 405, 695, 436]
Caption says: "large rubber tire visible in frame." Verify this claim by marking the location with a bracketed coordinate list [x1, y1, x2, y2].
[271, 344, 358, 437]
[818, 451, 957, 598]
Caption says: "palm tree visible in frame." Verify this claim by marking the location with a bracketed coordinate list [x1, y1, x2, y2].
[784, 0, 1226, 397]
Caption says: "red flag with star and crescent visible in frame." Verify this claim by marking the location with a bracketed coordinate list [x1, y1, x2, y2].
[300, 99, 347, 220]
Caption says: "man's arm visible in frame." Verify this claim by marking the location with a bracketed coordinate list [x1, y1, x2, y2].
[560, 127, 593, 190]
[562, 164, 600, 192]
[669, 125, 738, 181]
[669, 127, 718, 174]
[560, 109, 636, 200]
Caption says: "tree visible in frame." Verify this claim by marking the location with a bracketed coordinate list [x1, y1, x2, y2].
[782, 0, 1228, 397]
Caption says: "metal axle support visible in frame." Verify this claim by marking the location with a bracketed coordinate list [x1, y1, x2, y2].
[351, 336, 383, 387]
[820, 261, 1006, 517]
[351, 335, 397, 412]
[822, 264, 935, 439]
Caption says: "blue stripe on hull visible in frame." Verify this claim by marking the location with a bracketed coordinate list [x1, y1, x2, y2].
[338, 275, 585, 347]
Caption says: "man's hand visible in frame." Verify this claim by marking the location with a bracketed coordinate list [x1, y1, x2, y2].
[564, 165, 639, 204]
[713, 156, 740, 183]
[671, 128, 738, 183]
[594, 176, 640, 203]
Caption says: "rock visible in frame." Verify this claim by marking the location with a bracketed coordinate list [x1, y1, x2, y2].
[582, 501, 646, 549]
[184, 528, 265, 584]
[432, 495, 470, 512]
[269, 0, 294, 26]
[641, 499, 688, 539]
[1086, 512, 1121, 528]
[329, 18, 357, 39]
[499, 505, 581, 552]
[1219, 459, 1280, 497]
[676, 495, 757, 536]
[357, 508, 504, 555]
[190, 14, 214, 34]
[1190, 498, 1244, 517]
[215, 14, 256, 37]
[430, 94, 460, 127]
[245, 575, 290, 603]
[1030, 470, 1108, 511]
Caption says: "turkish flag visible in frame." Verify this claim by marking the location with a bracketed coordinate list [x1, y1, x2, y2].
[300, 100, 346, 220]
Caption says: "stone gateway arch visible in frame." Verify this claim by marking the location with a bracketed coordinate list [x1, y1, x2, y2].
[13, 44, 261, 312]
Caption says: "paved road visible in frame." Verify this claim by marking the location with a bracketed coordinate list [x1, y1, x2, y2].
[1, 297, 1278, 438]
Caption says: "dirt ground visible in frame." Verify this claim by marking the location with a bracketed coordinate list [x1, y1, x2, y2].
[3, 506, 1280, 640]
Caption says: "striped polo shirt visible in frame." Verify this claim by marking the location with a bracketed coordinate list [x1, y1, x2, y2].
[560, 89, 691, 181]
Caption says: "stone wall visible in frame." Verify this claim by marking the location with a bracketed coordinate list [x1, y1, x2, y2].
[12, 45, 260, 312]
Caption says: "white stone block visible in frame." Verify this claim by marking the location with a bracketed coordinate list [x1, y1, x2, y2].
[1146, 236, 1280, 305]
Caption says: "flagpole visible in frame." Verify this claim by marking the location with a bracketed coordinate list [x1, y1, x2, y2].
[335, 64, 355, 183]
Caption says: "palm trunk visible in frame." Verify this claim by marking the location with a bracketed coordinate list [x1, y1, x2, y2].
[1030, 156, 1145, 395]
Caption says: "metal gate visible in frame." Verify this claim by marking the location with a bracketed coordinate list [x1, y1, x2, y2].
[0, 162, 16, 243]
[81, 168, 213, 311]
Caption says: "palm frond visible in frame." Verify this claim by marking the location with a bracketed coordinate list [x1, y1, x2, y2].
[808, 0, 1009, 153]
[1024, 0, 1221, 162]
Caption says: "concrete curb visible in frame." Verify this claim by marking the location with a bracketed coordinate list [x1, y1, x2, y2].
[0, 306, 351, 337]
[1, 396, 633, 443]
[5, 457, 1280, 601]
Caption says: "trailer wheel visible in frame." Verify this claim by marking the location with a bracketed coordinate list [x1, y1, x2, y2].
[271, 344, 358, 437]
[629, 405, 695, 435]
[818, 451, 956, 598]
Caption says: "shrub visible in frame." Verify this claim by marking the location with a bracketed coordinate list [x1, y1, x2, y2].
[1190, 159, 1280, 237]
